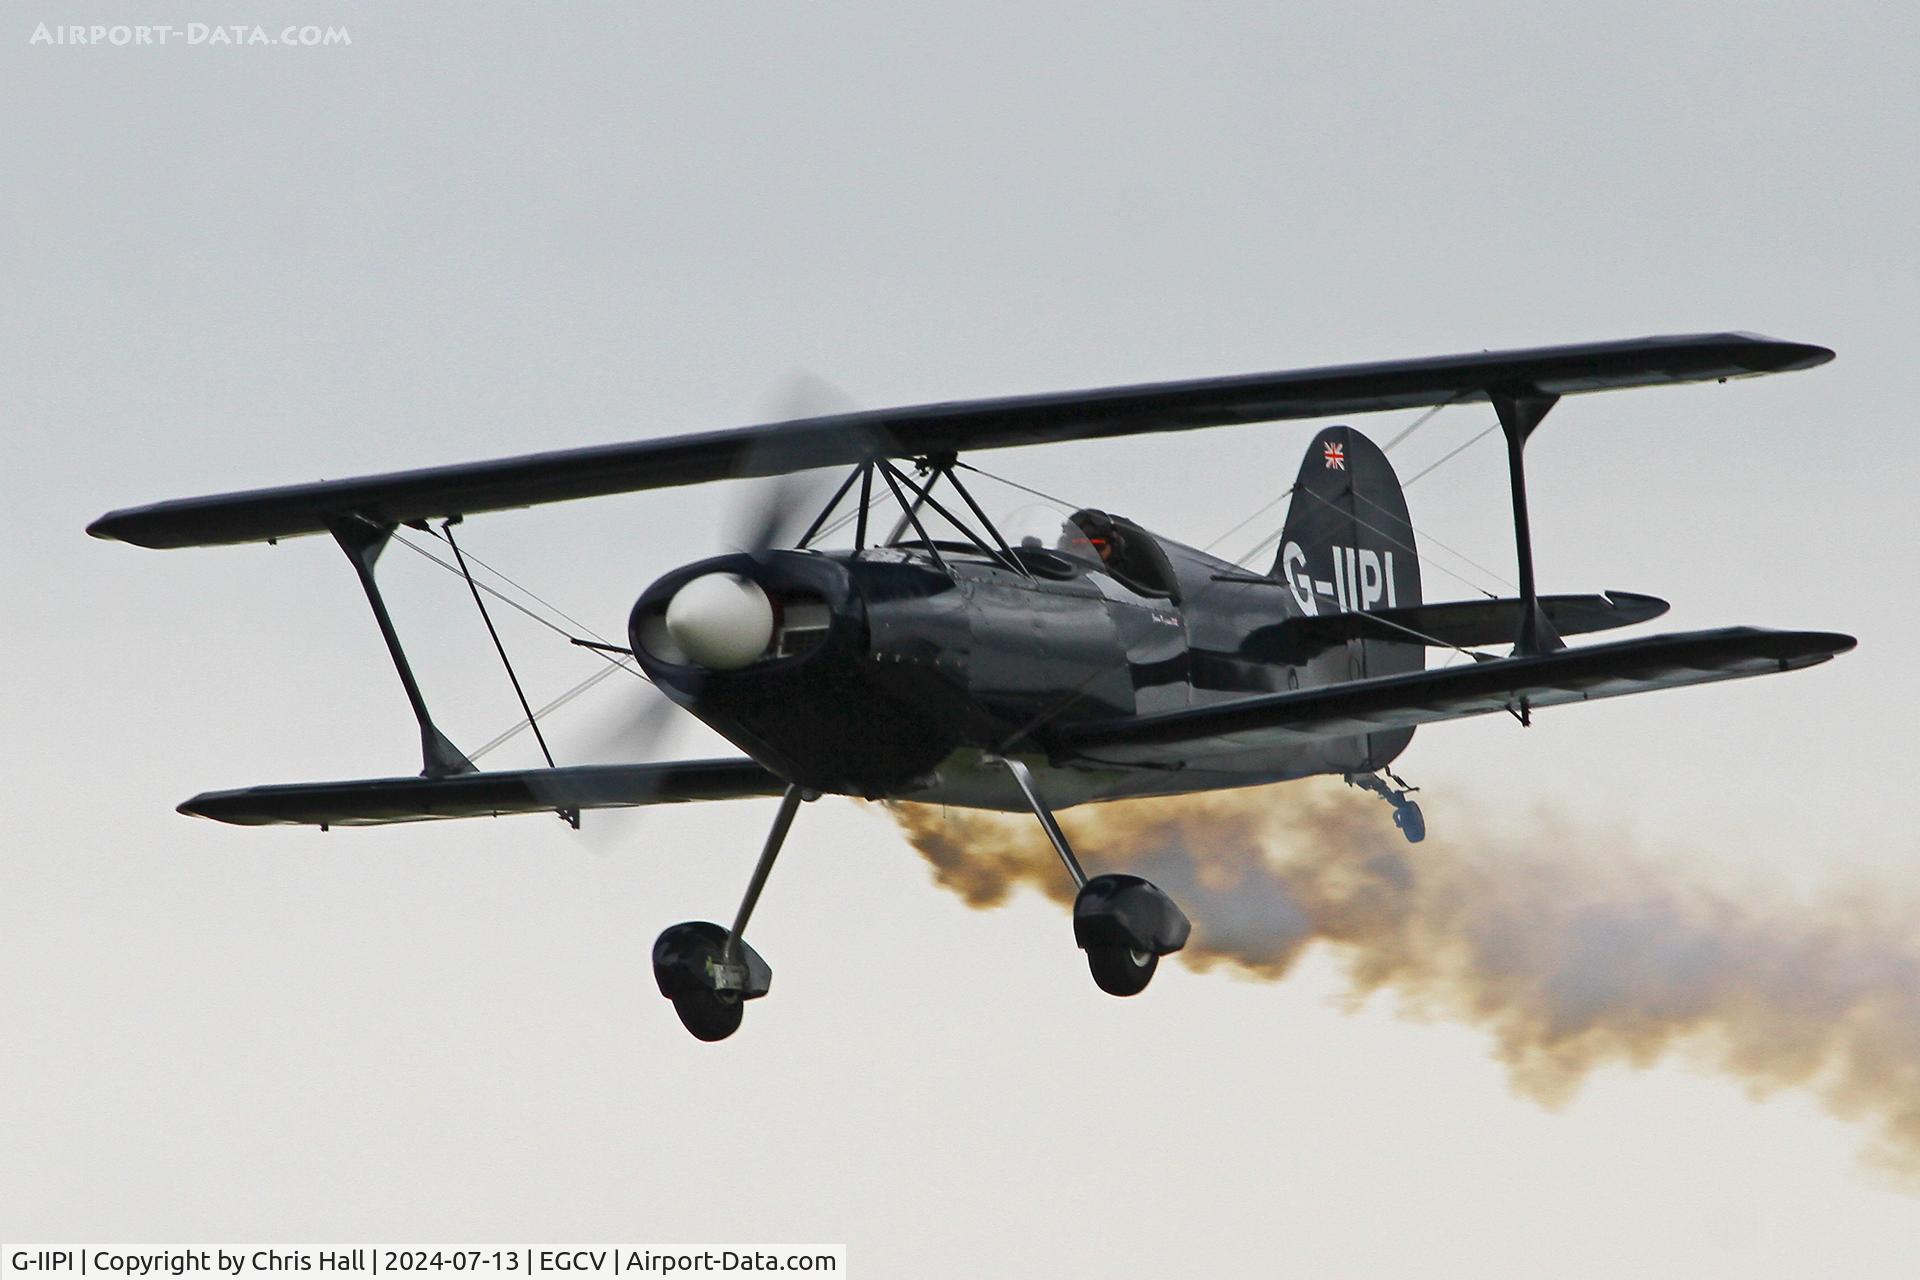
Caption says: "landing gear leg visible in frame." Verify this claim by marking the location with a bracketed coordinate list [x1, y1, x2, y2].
[1345, 769, 1425, 843]
[653, 784, 809, 1041]
[994, 757, 1191, 997]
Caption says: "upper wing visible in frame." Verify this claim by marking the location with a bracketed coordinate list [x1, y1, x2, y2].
[178, 758, 786, 827]
[1055, 628, 1854, 765]
[89, 333, 1829, 549]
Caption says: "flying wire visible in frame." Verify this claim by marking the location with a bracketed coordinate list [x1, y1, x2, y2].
[1349, 467, 1515, 593]
[409, 527, 623, 647]
[1380, 399, 1456, 452]
[953, 462, 1081, 512]
[1399, 422, 1502, 489]
[385, 526, 663, 765]
[1202, 486, 1297, 555]
[466, 660, 637, 762]
[1294, 485, 1499, 600]
[389, 529, 645, 674]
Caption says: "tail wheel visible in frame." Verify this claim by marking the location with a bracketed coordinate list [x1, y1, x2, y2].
[1086, 945, 1158, 997]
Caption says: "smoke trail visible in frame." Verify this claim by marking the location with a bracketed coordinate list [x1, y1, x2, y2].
[888, 780, 1920, 1174]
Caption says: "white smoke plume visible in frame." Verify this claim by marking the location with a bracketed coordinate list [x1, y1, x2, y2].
[888, 780, 1920, 1176]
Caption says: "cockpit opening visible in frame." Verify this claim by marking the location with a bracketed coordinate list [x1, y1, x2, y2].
[1058, 508, 1180, 600]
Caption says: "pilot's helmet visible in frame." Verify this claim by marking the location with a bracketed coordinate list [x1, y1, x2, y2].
[1062, 509, 1119, 561]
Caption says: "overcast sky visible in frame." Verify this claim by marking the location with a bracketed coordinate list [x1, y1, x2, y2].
[6, 3, 1920, 1275]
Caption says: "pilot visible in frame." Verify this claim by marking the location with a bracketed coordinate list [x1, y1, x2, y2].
[1060, 507, 1178, 600]
[1065, 508, 1124, 566]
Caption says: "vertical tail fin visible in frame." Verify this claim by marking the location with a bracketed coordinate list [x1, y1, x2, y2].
[1276, 426, 1423, 768]
[1275, 426, 1421, 626]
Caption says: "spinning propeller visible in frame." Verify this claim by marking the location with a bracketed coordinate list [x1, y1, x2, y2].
[572, 373, 864, 763]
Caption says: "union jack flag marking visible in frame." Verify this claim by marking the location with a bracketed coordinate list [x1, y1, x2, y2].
[1322, 441, 1346, 470]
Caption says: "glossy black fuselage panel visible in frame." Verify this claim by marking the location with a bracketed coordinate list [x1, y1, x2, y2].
[629, 536, 1412, 800]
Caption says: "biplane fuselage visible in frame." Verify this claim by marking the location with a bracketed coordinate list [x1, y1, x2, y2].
[632, 534, 1398, 813]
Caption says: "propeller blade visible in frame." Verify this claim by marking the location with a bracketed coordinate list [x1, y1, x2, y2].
[528, 677, 696, 854]
[571, 676, 692, 765]
[725, 372, 870, 557]
[539, 372, 867, 846]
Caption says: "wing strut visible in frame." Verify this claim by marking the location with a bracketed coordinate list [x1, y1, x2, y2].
[329, 514, 476, 778]
[1491, 390, 1564, 662]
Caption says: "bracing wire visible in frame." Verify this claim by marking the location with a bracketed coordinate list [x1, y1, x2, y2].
[1400, 423, 1501, 489]
[1350, 473, 1515, 593]
[389, 529, 647, 681]
[408, 528, 621, 647]
[953, 462, 1080, 512]
[441, 519, 557, 769]
[1295, 485, 1499, 600]
[1381, 399, 1454, 453]
[1202, 486, 1296, 556]
[467, 659, 637, 762]
[383, 526, 660, 766]
[1204, 398, 1455, 560]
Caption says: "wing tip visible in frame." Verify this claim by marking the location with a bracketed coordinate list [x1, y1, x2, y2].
[177, 792, 244, 824]
[1726, 333, 1835, 372]
[1806, 629, 1858, 657]
[88, 506, 187, 549]
[1600, 590, 1672, 624]
[86, 511, 129, 543]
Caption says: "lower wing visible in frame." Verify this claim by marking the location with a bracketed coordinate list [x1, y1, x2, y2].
[179, 758, 787, 827]
[1055, 627, 1853, 764]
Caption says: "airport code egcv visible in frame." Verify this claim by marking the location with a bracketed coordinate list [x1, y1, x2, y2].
[4, 1251, 843, 1278]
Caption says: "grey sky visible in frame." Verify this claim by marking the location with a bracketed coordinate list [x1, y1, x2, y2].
[5, 2, 1919, 1274]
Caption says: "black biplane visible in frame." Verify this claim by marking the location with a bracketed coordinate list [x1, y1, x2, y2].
[91, 333, 1854, 1040]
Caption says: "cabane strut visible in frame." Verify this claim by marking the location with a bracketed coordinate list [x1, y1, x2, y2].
[793, 454, 1032, 580]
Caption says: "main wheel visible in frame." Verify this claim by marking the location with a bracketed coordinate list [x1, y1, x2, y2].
[653, 922, 754, 1042]
[1393, 801, 1425, 844]
[1086, 945, 1159, 997]
[672, 988, 743, 1042]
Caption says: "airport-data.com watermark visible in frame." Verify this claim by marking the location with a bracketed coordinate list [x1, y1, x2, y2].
[29, 22, 351, 48]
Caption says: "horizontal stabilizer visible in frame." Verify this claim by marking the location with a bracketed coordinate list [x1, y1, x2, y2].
[90, 333, 1829, 549]
[1244, 591, 1669, 662]
[1058, 627, 1854, 765]
[179, 758, 786, 827]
